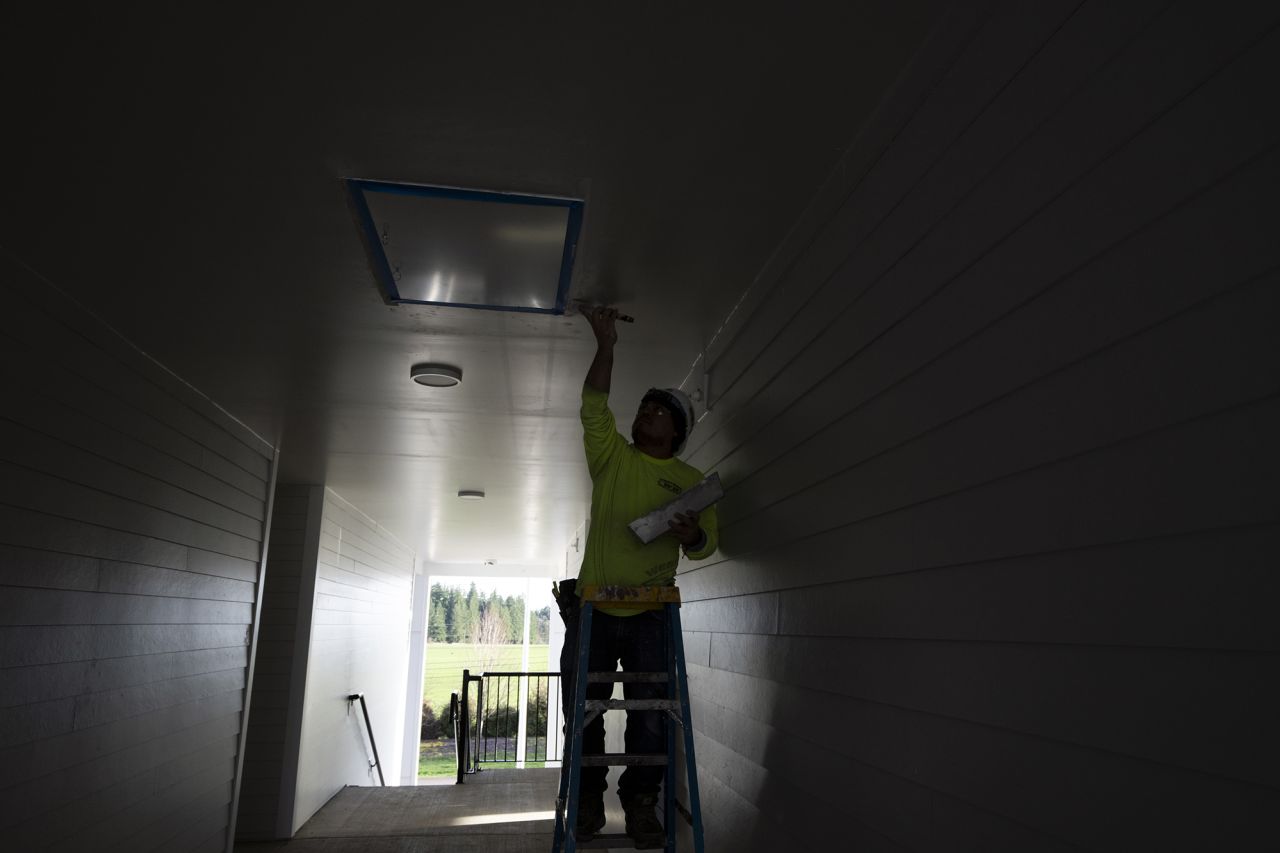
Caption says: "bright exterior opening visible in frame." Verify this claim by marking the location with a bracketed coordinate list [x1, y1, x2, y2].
[419, 576, 556, 780]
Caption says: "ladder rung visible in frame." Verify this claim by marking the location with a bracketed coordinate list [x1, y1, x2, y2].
[572, 833, 636, 848]
[585, 699, 679, 712]
[586, 672, 668, 683]
[580, 752, 668, 766]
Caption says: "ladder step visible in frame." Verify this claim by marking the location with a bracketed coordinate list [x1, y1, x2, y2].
[580, 752, 668, 766]
[586, 672, 668, 683]
[571, 833, 637, 848]
[585, 699, 679, 712]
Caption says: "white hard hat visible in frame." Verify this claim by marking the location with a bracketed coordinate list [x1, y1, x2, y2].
[641, 387, 696, 455]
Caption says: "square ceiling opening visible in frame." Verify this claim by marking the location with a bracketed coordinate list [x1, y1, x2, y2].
[346, 179, 584, 314]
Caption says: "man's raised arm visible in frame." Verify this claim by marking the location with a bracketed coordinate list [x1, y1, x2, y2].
[583, 306, 619, 393]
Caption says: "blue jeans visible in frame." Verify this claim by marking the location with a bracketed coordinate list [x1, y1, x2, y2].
[561, 607, 668, 797]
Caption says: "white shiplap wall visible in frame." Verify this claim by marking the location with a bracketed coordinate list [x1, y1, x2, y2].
[678, 2, 1280, 850]
[0, 255, 275, 852]
[291, 488, 414, 832]
[234, 484, 323, 839]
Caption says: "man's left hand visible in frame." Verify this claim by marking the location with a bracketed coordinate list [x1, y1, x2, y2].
[669, 510, 702, 548]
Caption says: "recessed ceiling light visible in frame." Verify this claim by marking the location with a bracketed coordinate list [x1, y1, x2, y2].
[457, 489, 485, 501]
[411, 363, 462, 387]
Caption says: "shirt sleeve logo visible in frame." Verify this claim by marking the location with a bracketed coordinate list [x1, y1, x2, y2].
[657, 478, 683, 495]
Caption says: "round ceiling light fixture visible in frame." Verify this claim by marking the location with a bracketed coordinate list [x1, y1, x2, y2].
[410, 363, 462, 387]
[457, 489, 485, 501]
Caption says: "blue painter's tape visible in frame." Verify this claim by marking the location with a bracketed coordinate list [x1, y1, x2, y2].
[344, 178, 585, 313]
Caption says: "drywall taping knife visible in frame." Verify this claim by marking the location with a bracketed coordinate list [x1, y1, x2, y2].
[565, 298, 635, 323]
[627, 473, 724, 544]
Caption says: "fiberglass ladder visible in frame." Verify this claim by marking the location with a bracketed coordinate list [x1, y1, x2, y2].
[552, 585, 705, 852]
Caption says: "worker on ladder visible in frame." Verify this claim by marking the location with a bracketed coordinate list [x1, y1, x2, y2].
[557, 305, 719, 847]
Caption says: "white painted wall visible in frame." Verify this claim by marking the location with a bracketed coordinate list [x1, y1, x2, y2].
[677, 3, 1280, 850]
[291, 488, 415, 832]
[400, 565, 430, 785]
[0, 255, 275, 853]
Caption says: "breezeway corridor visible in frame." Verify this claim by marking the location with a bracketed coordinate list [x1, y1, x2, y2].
[3, 3, 1277, 852]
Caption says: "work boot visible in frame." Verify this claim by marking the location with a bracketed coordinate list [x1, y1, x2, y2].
[620, 792, 665, 849]
[575, 793, 606, 840]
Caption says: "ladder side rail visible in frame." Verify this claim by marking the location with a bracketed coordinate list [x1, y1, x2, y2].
[665, 602, 678, 853]
[563, 600, 596, 852]
[669, 604, 705, 853]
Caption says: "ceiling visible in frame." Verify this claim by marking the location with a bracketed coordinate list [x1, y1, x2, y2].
[2, 3, 945, 570]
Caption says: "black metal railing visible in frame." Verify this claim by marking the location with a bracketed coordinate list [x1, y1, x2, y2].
[456, 669, 563, 780]
[346, 692, 385, 786]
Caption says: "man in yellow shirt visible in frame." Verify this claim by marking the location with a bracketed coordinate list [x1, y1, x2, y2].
[561, 306, 718, 846]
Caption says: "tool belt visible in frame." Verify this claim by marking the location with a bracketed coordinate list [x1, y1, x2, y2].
[552, 578, 579, 626]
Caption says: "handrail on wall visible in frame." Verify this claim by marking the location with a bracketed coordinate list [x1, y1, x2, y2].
[347, 693, 386, 786]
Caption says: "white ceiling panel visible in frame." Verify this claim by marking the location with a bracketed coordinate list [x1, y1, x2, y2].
[2, 2, 948, 571]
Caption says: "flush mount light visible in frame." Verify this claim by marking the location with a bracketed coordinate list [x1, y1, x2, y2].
[411, 363, 462, 387]
[457, 489, 485, 501]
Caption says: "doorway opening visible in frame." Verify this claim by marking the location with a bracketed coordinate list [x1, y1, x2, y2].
[418, 575, 556, 781]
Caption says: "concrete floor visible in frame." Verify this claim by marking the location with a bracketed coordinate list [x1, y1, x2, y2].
[233, 769, 641, 853]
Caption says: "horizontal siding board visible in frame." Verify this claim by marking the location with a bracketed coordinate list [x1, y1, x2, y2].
[0, 460, 261, 561]
[704, 634, 1279, 786]
[0, 354, 268, 500]
[25, 743, 236, 853]
[700, 64, 1280, 490]
[0, 417, 265, 539]
[0, 385, 266, 518]
[1, 261, 273, 458]
[693, 693, 1079, 853]
[115, 776, 234, 853]
[703, 0, 1088, 404]
[691, 5, 1280, 471]
[318, 531, 412, 583]
[680, 593, 778, 635]
[719, 397, 1280, 570]
[0, 293, 270, 481]
[719, 276, 1280, 547]
[0, 504, 189, 573]
[759, 525, 1280, 651]
[674, 6, 1280, 850]
[71, 668, 245, 731]
[96, 560, 257, 601]
[141, 789, 235, 853]
[713, 162, 1280, 524]
[0, 544, 99, 592]
[0, 587, 253, 626]
[691, 722, 912, 852]
[2, 256, 269, 853]
[0, 623, 249, 668]
[3, 710, 241, 825]
[0, 687, 244, 789]
[0, 646, 247, 708]
[690, 663, 1278, 850]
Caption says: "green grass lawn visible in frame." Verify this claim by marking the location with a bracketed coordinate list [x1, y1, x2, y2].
[418, 740, 457, 777]
[419, 643, 555, 778]
[422, 643, 552, 714]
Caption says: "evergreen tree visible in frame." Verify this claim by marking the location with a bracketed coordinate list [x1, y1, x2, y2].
[427, 584, 447, 642]
[443, 587, 461, 642]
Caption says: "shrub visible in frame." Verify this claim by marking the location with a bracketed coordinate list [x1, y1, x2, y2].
[481, 705, 519, 738]
[421, 701, 444, 740]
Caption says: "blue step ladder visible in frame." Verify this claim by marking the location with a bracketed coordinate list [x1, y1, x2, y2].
[552, 585, 705, 852]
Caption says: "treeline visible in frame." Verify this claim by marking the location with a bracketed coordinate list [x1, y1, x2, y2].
[428, 582, 551, 644]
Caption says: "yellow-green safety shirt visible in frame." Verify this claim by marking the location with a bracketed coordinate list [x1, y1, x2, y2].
[577, 384, 719, 616]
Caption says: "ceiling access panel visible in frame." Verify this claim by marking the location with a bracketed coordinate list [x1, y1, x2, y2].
[345, 178, 584, 315]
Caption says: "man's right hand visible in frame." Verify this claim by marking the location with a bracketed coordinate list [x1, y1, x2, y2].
[584, 306, 619, 348]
